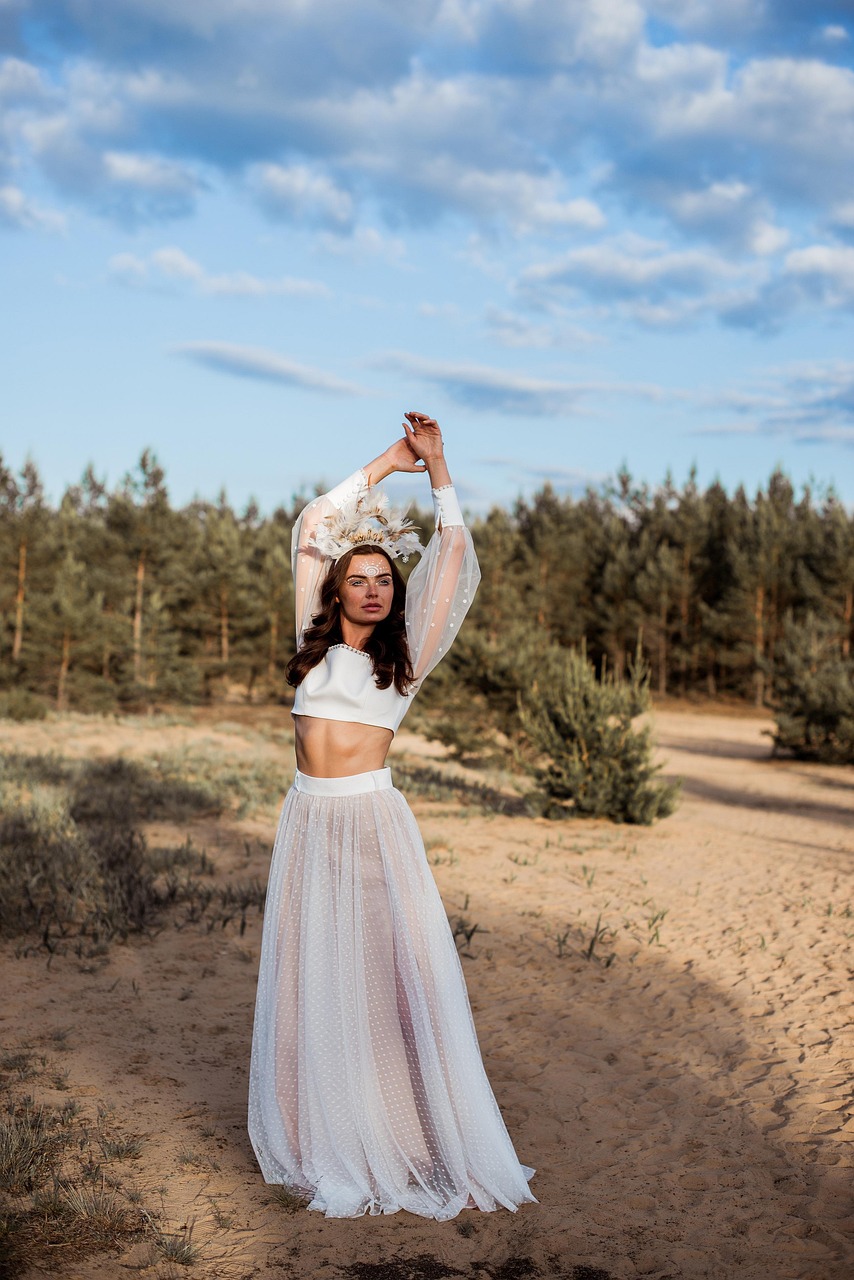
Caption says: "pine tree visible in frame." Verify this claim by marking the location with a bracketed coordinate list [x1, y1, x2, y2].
[0, 459, 50, 681]
[251, 508, 294, 692]
[519, 642, 680, 823]
[41, 497, 105, 710]
[771, 614, 854, 763]
[106, 451, 172, 693]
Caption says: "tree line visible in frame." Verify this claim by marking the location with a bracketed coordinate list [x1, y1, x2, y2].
[1, 451, 852, 717]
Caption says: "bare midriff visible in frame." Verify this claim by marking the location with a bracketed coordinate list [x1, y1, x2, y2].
[292, 714, 394, 778]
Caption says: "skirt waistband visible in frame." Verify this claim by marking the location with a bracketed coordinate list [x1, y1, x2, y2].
[293, 767, 393, 797]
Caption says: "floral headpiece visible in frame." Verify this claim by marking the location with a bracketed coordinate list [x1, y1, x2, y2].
[309, 491, 423, 563]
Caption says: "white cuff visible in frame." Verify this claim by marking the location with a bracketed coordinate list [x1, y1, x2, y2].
[432, 484, 464, 528]
[326, 468, 368, 509]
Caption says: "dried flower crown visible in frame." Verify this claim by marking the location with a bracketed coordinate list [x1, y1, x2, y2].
[309, 491, 423, 562]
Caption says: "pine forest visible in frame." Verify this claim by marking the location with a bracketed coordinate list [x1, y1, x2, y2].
[1, 450, 853, 732]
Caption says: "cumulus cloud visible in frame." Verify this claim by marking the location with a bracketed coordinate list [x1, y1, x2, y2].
[108, 246, 329, 297]
[437, 0, 646, 72]
[516, 234, 765, 328]
[0, 56, 51, 103]
[0, 182, 65, 230]
[251, 162, 354, 228]
[777, 244, 854, 312]
[2, 0, 853, 325]
[21, 104, 204, 222]
[173, 341, 371, 396]
[484, 304, 603, 348]
[644, 178, 789, 255]
[521, 238, 743, 300]
[829, 200, 854, 243]
[317, 224, 407, 262]
[722, 243, 854, 330]
[385, 160, 606, 233]
[646, 1, 853, 53]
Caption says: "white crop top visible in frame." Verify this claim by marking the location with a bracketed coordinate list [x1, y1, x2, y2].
[290, 468, 480, 734]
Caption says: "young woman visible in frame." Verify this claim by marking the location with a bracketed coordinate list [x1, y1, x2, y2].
[248, 413, 536, 1220]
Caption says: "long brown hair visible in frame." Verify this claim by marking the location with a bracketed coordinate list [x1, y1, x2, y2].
[286, 545, 414, 694]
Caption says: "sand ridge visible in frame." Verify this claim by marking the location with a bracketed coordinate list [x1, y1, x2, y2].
[1, 707, 852, 1279]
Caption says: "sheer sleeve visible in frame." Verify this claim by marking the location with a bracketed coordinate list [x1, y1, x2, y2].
[291, 469, 368, 646]
[405, 485, 480, 689]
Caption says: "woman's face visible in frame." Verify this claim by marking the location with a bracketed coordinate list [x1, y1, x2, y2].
[337, 553, 394, 627]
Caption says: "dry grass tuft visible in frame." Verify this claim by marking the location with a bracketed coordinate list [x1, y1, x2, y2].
[0, 1049, 154, 1277]
[269, 1183, 311, 1213]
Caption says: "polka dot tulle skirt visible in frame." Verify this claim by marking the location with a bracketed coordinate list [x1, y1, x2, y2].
[248, 768, 537, 1219]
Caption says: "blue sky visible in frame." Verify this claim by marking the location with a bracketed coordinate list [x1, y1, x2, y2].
[2, 0, 854, 514]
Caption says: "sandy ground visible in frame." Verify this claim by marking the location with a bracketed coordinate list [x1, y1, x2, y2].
[1, 706, 852, 1280]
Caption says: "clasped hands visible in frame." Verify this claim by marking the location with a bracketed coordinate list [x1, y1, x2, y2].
[384, 412, 444, 474]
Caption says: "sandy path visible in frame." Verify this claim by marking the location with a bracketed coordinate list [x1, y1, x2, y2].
[1, 708, 852, 1279]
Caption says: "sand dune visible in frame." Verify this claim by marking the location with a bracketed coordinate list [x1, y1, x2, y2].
[1, 707, 852, 1279]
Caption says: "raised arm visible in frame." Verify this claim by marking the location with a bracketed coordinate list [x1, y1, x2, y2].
[291, 469, 367, 647]
[291, 437, 427, 646]
[402, 414, 480, 687]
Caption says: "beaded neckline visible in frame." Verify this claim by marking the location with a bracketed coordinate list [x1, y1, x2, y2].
[328, 643, 372, 659]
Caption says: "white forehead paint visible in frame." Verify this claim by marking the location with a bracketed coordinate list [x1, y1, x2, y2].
[352, 563, 388, 577]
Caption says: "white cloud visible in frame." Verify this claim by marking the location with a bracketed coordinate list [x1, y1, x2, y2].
[519, 237, 747, 303]
[0, 183, 65, 231]
[691, 359, 854, 444]
[108, 246, 329, 297]
[252, 162, 354, 228]
[21, 107, 204, 221]
[830, 201, 854, 230]
[659, 179, 788, 254]
[173, 341, 371, 396]
[822, 25, 850, 45]
[103, 151, 198, 197]
[317, 224, 407, 262]
[0, 56, 49, 102]
[386, 158, 606, 232]
[437, 0, 646, 70]
[3, 0, 854, 318]
[484, 304, 603, 349]
[419, 301, 461, 320]
[783, 243, 854, 309]
[372, 349, 667, 415]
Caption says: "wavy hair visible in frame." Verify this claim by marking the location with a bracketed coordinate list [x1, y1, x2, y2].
[286, 545, 414, 695]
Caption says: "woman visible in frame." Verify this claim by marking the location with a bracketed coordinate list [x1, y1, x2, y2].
[248, 413, 536, 1220]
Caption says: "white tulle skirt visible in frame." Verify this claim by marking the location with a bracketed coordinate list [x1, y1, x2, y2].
[248, 767, 537, 1220]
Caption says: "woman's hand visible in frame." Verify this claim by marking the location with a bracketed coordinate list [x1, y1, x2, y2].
[363, 414, 450, 487]
[402, 412, 444, 462]
[382, 435, 427, 474]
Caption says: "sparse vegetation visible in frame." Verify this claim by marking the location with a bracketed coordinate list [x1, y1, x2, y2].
[0, 750, 268, 955]
[152, 1220, 201, 1265]
[269, 1183, 311, 1213]
[0, 1053, 152, 1278]
[449, 915, 482, 956]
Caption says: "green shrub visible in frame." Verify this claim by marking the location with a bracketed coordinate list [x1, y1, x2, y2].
[0, 689, 49, 722]
[770, 614, 854, 763]
[413, 623, 542, 762]
[519, 645, 680, 824]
